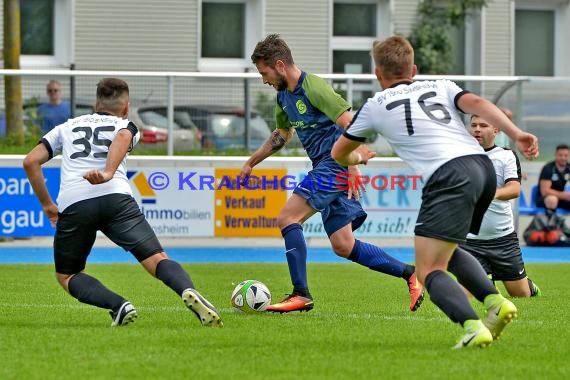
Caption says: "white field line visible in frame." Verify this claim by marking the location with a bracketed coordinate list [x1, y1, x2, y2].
[0, 302, 544, 325]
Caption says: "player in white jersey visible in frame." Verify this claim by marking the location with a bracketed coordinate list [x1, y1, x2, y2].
[460, 114, 541, 297]
[23, 78, 222, 328]
[332, 36, 539, 348]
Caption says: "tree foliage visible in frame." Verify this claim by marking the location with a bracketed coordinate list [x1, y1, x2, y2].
[408, 0, 487, 74]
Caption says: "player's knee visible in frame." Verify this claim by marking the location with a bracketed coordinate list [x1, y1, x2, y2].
[331, 240, 352, 258]
[276, 214, 293, 230]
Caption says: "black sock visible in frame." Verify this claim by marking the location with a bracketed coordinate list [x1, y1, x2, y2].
[155, 259, 194, 296]
[425, 270, 479, 325]
[402, 264, 415, 282]
[447, 247, 499, 302]
[68, 272, 125, 311]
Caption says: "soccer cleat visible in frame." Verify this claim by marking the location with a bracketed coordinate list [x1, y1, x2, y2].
[265, 294, 314, 313]
[110, 301, 137, 327]
[407, 273, 425, 312]
[453, 319, 493, 349]
[483, 294, 518, 340]
[182, 288, 223, 327]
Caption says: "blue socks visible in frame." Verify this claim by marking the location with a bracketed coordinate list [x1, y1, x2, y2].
[281, 223, 309, 295]
[281, 227, 410, 296]
[347, 240, 407, 278]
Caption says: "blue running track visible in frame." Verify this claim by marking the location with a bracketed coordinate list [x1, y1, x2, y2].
[0, 246, 568, 264]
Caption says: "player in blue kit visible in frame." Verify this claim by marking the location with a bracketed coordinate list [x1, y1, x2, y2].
[240, 34, 424, 313]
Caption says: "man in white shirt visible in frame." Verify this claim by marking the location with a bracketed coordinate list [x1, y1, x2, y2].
[331, 36, 539, 348]
[461, 114, 541, 297]
[23, 78, 222, 328]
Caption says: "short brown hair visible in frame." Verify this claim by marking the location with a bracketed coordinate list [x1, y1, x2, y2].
[371, 36, 414, 80]
[96, 78, 129, 114]
[251, 33, 294, 67]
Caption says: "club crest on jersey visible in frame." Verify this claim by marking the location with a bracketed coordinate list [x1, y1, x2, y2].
[296, 100, 307, 114]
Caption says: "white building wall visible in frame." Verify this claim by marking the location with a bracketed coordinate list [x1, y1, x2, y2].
[265, 0, 330, 73]
[483, 0, 512, 76]
[392, 0, 420, 36]
[75, 0, 199, 71]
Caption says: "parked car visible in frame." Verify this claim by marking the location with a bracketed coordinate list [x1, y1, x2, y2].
[144, 105, 272, 151]
[128, 105, 202, 152]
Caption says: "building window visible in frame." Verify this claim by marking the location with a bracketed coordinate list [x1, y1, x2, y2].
[199, 0, 263, 72]
[331, 1, 385, 75]
[19, 0, 72, 68]
[21, 0, 54, 55]
[202, 2, 245, 58]
[331, 1, 390, 106]
[515, 9, 554, 76]
[332, 50, 371, 75]
[333, 3, 376, 37]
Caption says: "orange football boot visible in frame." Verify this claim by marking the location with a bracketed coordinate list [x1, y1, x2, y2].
[266, 294, 314, 313]
[408, 273, 424, 312]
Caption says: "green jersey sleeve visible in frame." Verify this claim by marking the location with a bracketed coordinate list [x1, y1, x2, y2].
[302, 73, 351, 123]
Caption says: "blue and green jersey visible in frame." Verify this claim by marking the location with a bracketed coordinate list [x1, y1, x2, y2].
[276, 72, 351, 166]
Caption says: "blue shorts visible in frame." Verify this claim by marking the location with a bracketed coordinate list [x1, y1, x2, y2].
[293, 158, 367, 237]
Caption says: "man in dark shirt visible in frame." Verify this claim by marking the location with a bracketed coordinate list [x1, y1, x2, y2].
[537, 144, 570, 214]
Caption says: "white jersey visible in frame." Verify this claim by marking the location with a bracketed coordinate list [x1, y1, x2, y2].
[347, 79, 484, 181]
[42, 113, 140, 212]
[467, 146, 521, 240]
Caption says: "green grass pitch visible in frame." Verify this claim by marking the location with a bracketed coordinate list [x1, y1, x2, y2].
[1, 263, 568, 379]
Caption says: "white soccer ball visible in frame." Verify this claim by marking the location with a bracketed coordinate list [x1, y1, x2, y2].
[231, 280, 272, 313]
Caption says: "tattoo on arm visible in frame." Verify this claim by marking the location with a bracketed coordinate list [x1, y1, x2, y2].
[269, 129, 286, 151]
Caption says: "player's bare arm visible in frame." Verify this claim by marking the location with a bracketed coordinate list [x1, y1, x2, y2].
[23, 143, 59, 224]
[334, 110, 374, 197]
[240, 128, 293, 182]
[458, 93, 539, 159]
[495, 180, 521, 201]
[83, 128, 134, 184]
[335, 110, 354, 129]
[331, 136, 375, 167]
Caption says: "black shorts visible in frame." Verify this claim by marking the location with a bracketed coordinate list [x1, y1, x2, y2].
[415, 154, 496, 243]
[460, 231, 527, 281]
[54, 193, 163, 274]
[537, 197, 570, 211]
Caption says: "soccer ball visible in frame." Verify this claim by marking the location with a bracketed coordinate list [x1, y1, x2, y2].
[231, 280, 271, 313]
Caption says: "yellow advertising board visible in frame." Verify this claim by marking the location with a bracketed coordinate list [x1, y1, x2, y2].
[214, 168, 288, 237]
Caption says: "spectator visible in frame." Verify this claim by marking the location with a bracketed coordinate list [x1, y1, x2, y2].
[537, 144, 570, 215]
[37, 80, 71, 134]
